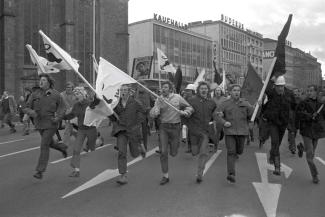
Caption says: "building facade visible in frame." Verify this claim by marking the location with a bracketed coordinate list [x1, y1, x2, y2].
[129, 16, 213, 83]
[0, 0, 129, 97]
[263, 38, 322, 88]
[188, 15, 264, 84]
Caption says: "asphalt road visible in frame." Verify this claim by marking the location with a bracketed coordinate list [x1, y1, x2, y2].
[0, 123, 324, 217]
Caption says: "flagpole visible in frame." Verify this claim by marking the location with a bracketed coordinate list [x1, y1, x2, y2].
[250, 57, 277, 122]
[92, 0, 96, 86]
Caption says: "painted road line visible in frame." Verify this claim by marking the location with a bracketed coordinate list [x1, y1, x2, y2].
[50, 144, 113, 164]
[0, 139, 25, 145]
[0, 146, 39, 159]
[316, 157, 325, 166]
[62, 146, 159, 199]
[203, 150, 222, 176]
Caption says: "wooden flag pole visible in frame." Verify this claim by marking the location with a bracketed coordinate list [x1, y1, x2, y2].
[250, 57, 277, 122]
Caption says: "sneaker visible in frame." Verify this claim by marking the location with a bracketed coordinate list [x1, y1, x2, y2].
[116, 174, 128, 185]
[312, 176, 319, 184]
[297, 143, 304, 158]
[69, 171, 80, 178]
[160, 177, 169, 185]
[226, 175, 236, 184]
[33, 171, 43, 179]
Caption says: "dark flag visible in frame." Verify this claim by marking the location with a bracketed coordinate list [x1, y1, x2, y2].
[241, 63, 263, 105]
[174, 66, 183, 94]
[213, 61, 222, 85]
[168, 72, 174, 83]
[272, 14, 293, 78]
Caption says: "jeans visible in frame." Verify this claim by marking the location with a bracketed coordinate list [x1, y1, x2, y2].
[36, 128, 67, 172]
[269, 123, 286, 159]
[71, 128, 97, 169]
[63, 121, 73, 146]
[189, 131, 209, 176]
[225, 135, 246, 176]
[159, 123, 181, 173]
[302, 137, 318, 177]
[117, 130, 142, 174]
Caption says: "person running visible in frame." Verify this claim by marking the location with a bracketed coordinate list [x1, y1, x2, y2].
[182, 84, 196, 153]
[187, 81, 217, 183]
[24, 74, 68, 179]
[259, 75, 296, 175]
[296, 85, 323, 184]
[150, 81, 193, 185]
[63, 86, 97, 178]
[217, 84, 254, 183]
[110, 84, 147, 185]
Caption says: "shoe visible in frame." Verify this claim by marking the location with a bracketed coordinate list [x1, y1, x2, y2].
[22, 131, 29, 136]
[297, 143, 304, 158]
[160, 177, 169, 185]
[83, 148, 89, 152]
[113, 146, 119, 151]
[226, 175, 236, 184]
[155, 150, 161, 154]
[268, 156, 274, 165]
[273, 167, 281, 176]
[33, 171, 43, 179]
[69, 171, 80, 178]
[116, 175, 128, 185]
[10, 128, 16, 133]
[185, 149, 192, 153]
[196, 174, 203, 183]
[312, 176, 319, 184]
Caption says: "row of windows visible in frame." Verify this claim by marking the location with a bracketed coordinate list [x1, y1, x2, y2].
[221, 25, 245, 43]
[249, 56, 263, 65]
[221, 38, 246, 54]
[153, 24, 213, 69]
[248, 47, 263, 57]
[222, 50, 246, 65]
[247, 37, 263, 47]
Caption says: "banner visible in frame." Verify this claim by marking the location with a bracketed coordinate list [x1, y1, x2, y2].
[241, 63, 263, 105]
[157, 48, 176, 73]
[131, 56, 153, 79]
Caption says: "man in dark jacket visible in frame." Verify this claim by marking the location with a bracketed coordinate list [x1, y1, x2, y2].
[111, 84, 146, 185]
[187, 82, 217, 183]
[217, 84, 254, 183]
[260, 75, 296, 175]
[0, 90, 17, 133]
[24, 74, 67, 179]
[296, 85, 323, 184]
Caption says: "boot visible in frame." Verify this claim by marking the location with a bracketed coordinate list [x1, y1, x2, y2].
[273, 156, 281, 176]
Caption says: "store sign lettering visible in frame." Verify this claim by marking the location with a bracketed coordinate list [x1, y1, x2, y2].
[154, 13, 188, 30]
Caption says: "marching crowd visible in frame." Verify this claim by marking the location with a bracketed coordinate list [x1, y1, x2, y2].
[0, 73, 324, 185]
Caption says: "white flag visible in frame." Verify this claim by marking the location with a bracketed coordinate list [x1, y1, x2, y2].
[83, 57, 137, 127]
[219, 69, 227, 93]
[39, 30, 79, 71]
[92, 54, 99, 74]
[193, 69, 206, 88]
[25, 44, 60, 74]
[157, 48, 176, 73]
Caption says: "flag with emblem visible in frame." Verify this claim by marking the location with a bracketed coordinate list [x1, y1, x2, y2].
[26, 44, 60, 74]
[83, 57, 137, 127]
[157, 48, 176, 74]
[39, 30, 79, 72]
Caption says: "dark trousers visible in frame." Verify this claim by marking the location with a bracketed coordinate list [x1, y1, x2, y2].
[71, 128, 97, 169]
[36, 128, 67, 172]
[288, 130, 297, 152]
[141, 119, 149, 150]
[159, 123, 181, 173]
[225, 135, 246, 176]
[117, 131, 141, 174]
[190, 131, 209, 176]
[302, 137, 318, 177]
[3, 113, 15, 129]
[269, 124, 286, 160]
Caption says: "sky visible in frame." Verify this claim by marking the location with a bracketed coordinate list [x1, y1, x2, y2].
[128, 0, 325, 78]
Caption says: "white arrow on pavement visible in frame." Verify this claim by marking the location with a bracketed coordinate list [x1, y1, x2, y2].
[62, 146, 158, 199]
[203, 150, 222, 176]
[253, 152, 292, 217]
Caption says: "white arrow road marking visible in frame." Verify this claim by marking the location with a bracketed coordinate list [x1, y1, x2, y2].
[62, 146, 158, 199]
[253, 152, 292, 217]
[316, 157, 325, 166]
[203, 150, 222, 176]
[0, 139, 25, 145]
[50, 144, 112, 164]
[252, 182, 281, 217]
[0, 146, 39, 159]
